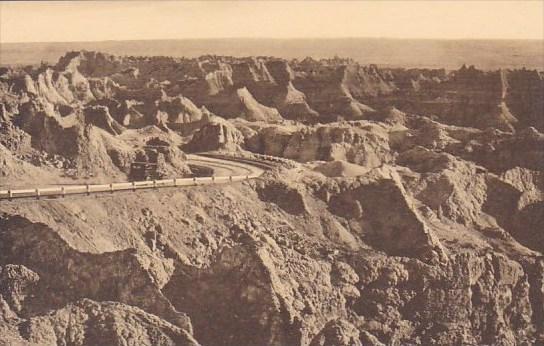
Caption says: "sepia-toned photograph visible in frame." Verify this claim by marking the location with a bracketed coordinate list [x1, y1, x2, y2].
[0, 1, 543, 345]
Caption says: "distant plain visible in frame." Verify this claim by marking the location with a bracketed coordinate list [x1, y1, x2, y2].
[1, 38, 543, 70]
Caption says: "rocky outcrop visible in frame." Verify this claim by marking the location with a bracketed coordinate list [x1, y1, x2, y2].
[0, 144, 52, 185]
[158, 94, 208, 128]
[5, 51, 543, 130]
[387, 115, 544, 175]
[0, 264, 39, 316]
[263, 60, 319, 122]
[313, 160, 370, 177]
[1, 49, 544, 345]
[256, 180, 309, 215]
[248, 121, 393, 168]
[236, 87, 283, 122]
[83, 105, 125, 135]
[505, 69, 544, 131]
[1, 164, 543, 345]
[310, 319, 363, 346]
[384, 65, 544, 132]
[23, 67, 94, 105]
[349, 252, 540, 345]
[315, 168, 447, 262]
[464, 127, 544, 173]
[183, 117, 244, 152]
[0, 214, 192, 331]
[165, 244, 300, 346]
[293, 64, 376, 120]
[16, 299, 199, 346]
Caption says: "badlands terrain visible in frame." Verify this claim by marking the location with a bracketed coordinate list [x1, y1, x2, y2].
[2, 38, 543, 70]
[0, 50, 543, 345]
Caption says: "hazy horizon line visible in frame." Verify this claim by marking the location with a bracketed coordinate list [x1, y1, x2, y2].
[2, 36, 543, 45]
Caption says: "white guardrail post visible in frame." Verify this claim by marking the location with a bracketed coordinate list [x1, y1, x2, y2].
[1, 154, 268, 200]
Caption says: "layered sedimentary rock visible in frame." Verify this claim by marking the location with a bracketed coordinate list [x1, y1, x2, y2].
[246, 121, 393, 168]
[379, 65, 544, 132]
[4, 50, 542, 128]
[183, 117, 244, 152]
[265, 60, 319, 122]
[1, 50, 543, 345]
[15, 299, 198, 346]
[293, 64, 377, 120]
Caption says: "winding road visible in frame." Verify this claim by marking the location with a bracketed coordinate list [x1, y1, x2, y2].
[0, 153, 277, 201]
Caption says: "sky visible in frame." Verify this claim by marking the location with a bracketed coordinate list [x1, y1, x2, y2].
[1, 1, 543, 43]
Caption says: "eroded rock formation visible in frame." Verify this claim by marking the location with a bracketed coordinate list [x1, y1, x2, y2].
[1, 50, 543, 345]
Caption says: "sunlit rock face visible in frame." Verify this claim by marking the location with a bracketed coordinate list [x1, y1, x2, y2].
[1, 49, 543, 345]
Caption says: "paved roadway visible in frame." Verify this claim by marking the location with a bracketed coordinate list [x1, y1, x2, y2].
[0, 154, 270, 201]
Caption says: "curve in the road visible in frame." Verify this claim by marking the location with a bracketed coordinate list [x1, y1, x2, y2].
[186, 154, 263, 177]
[0, 154, 269, 201]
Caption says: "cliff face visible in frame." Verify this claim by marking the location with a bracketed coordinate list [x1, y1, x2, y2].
[4, 51, 542, 128]
[505, 69, 544, 131]
[1, 162, 542, 344]
[262, 60, 319, 122]
[380, 66, 544, 132]
[1, 50, 543, 345]
[246, 121, 394, 167]
[183, 116, 244, 152]
[292, 65, 377, 121]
